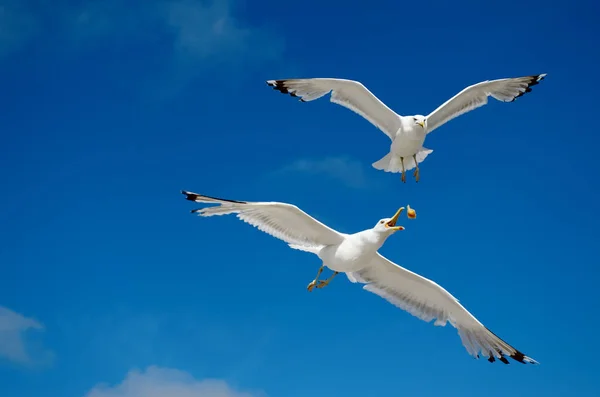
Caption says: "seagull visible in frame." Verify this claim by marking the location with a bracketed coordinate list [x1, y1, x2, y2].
[267, 74, 546, 183]
[182, 190, 538, 364]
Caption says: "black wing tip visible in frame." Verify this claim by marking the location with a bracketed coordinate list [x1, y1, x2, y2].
[483, 326, 538, 364]
[509, 350, 538, 365]
[528, 73, 547, 86]
[181, 190, 200, 201]
[485, 352, 509, 364]
[511, 73, 547, 101]
[181, 190, 247, 205]
[485, 352, 522, 365]
[511, 352, 526, 363]
[266, 79, 297, 96]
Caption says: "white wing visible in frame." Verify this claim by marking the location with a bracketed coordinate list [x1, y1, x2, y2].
[349, 253, 538, 364]
[267, 78, 402, 140]
[182, 191, 345, 250]
[425, 74, 546, 134]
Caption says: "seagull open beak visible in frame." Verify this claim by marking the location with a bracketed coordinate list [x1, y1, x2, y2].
[417, 120, 425, 128]
[386, 207, 405, 231]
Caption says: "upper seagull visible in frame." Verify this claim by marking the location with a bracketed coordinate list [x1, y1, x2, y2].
[182, 190, 538, 365]
[267, 74, 546, 182]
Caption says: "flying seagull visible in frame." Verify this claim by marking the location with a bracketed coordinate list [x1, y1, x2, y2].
[266, 74, 546, 182]
[182, 190, 538, 364]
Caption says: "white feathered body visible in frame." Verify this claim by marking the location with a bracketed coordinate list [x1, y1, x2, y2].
[266, 74, 546, 174]
[374, 118, 431, 173]
[318, 230, 385, 273]
[390, 117, 427, 157]
[182, 191, 539, 365]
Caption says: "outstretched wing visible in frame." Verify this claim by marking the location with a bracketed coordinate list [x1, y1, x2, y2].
[425, 74, 546, 134]
[267, 78, 402, 140]
[349, 253, 538, 364]
[182, 191, 345, 250]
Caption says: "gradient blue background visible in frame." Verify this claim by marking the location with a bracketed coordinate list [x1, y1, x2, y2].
[1, 0, 599, 396]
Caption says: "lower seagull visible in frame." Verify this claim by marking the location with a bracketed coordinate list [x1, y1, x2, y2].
[182, 190, 538, 365]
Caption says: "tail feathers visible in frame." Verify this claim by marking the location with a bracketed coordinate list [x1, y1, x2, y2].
[457, 326, 539, 365]
[372, 148, 433, 173]
[371, 153, 393, 171]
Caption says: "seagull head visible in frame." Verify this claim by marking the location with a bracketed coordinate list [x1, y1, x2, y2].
[374, 205, 416, 234]
[413, 115, 426, 129]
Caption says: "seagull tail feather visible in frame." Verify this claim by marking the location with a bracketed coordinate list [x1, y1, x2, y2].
[371, 148, 433, 173]
[371, 152, 393, 171]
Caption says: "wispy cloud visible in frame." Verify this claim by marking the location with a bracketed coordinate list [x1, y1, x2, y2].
[0, 0, 38, 58]
[64, 1, 157, 42]
[166, 0, 282, 64]
[65, 0, 282, 62]
[158, 0, 283, 95]
[85, 366, 264, 397]
[1, 0, 283, 93]
[277, 156, 378, 189]
[0, 306, 52, 366]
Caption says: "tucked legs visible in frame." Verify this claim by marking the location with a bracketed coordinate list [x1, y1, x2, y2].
[413, 154, 420, 182]
[307, 265, 324, 292]
[307, 266, 339, 292]
[400, 157, 406, 183]
[317, 271, 339, 289]
[400, 155, 420, 183]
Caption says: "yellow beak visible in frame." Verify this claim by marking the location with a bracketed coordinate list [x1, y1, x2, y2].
[386, 207, 405, 231]
[417, 121, 425, 128]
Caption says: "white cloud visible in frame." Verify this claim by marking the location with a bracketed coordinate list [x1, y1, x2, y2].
[0, 0, 38, 58]
[85, 366, 263, 397]
[66, 1, 153, 41]
[165, 0, 282, 64]
[0, 305, 51, 365]
[157, 0, 283, 96]
[278, 156, 374, 189]
[64, 0, 283, 67]
[1, 0, 283, 90]
[40, 0, 282, 98]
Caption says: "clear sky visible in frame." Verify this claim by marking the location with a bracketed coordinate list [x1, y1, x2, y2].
[1, 0, 599, 396]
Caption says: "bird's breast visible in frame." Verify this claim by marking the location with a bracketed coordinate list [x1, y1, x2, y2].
[391, 129, 426, 156]
[318, 241, 376, 273]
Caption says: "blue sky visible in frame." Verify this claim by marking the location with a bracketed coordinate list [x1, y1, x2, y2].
[1, 0, 599, 396]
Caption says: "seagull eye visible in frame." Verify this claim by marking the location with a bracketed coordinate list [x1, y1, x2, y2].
[379, 220, 384, 224]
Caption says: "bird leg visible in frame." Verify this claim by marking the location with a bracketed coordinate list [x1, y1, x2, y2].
[412, 154, 420, 182]
[307, 265, 324, 292]
[317, 271, 339, 289]
[400, 157, 406, 183]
